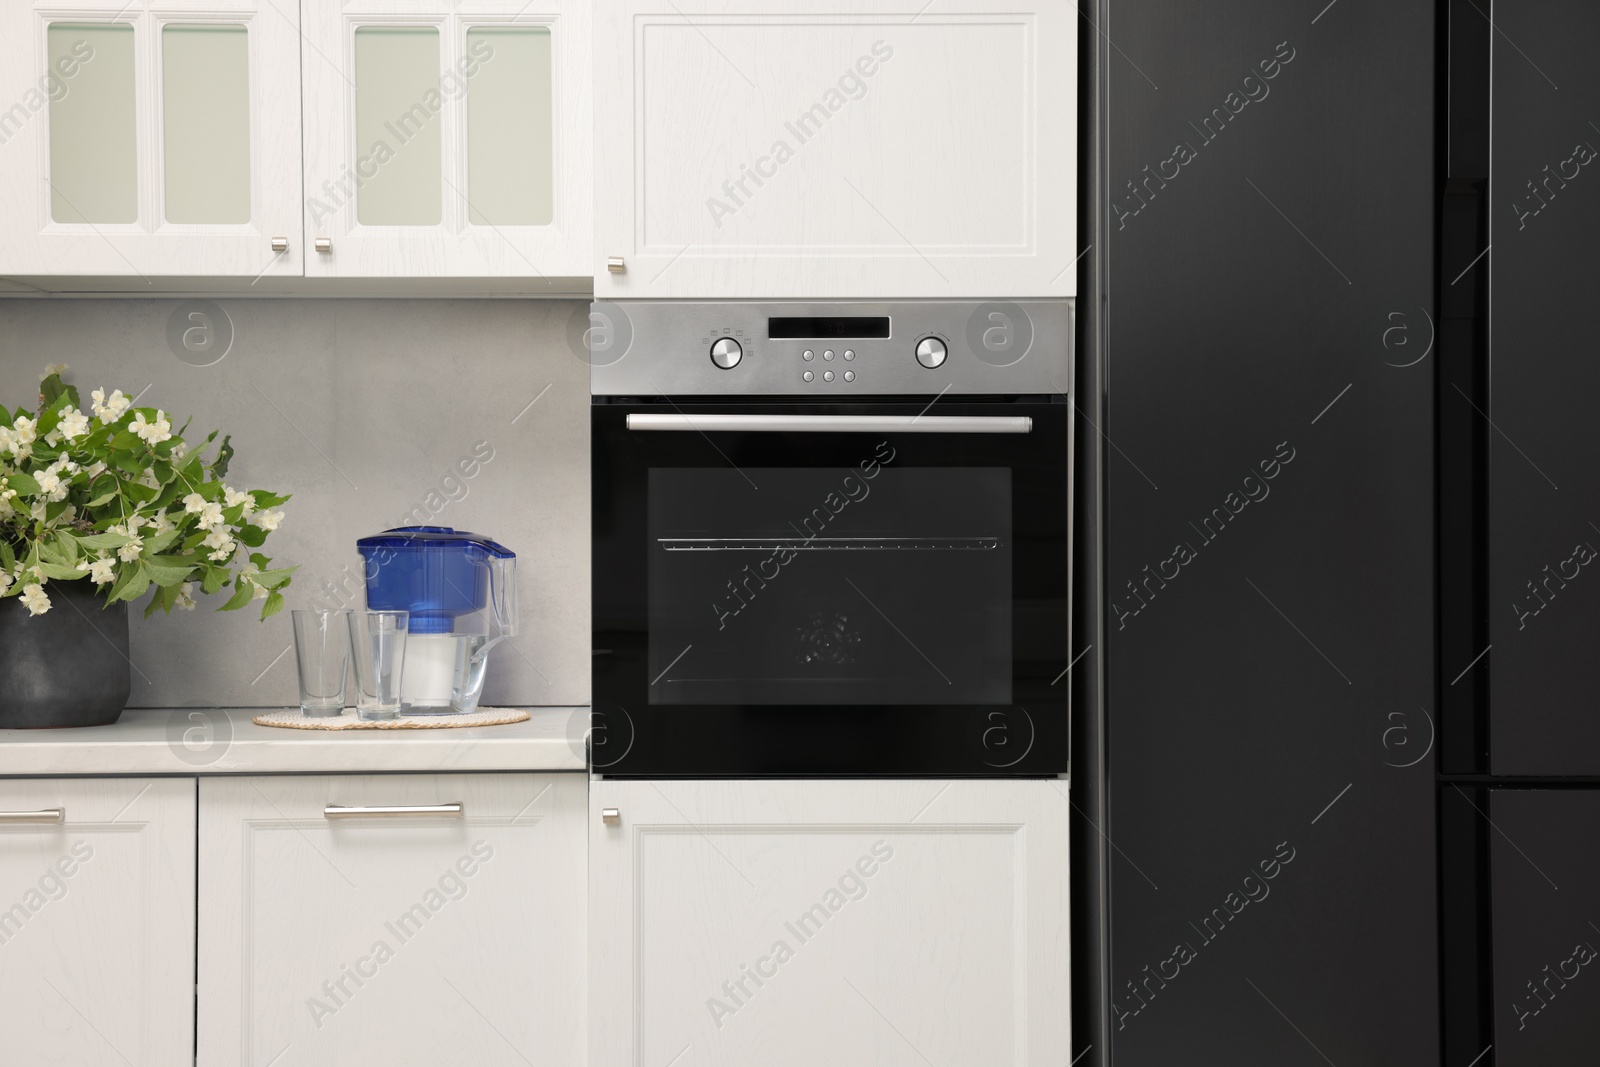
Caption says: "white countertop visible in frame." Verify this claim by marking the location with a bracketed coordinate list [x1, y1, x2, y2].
[0, 707, 589, 776]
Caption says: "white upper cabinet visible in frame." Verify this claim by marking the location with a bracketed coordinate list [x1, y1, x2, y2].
[0, 0, 305, 279]
[590, 779, 1070, 1067]
[594, 0, 1078, 300]
[300, 0, 591, 279]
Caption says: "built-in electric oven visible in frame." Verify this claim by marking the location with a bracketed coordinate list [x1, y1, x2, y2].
[590, 300, 1073, 776]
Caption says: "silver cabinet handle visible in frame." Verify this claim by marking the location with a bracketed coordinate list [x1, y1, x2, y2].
[606, 256, 626, 273]
[0, 809, 64, 824]
[270, 236, 289, 253]
[627, 414, 1032, 434]
[325, 804, 463, 819]
[315, 237, 332, 254]
[602, 808, 620, 825]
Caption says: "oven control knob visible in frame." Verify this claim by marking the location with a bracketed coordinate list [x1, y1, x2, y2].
[914, 337, 947, 369]
[709, 337, 742, 369]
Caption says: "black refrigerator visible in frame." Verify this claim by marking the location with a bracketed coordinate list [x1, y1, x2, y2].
[1084, 0, 1441, 1063]
[1438, 0, 1600, 1064]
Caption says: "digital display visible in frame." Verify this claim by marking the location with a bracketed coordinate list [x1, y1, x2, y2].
[768, 316, 891, 339]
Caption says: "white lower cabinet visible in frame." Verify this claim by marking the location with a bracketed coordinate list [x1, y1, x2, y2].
[0, 777, 196, 1066]
[590, 779, 1070, 1067]
[197, 773, 585, 1067]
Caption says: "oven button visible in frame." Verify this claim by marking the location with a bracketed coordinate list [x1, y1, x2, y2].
[823, 370, 834, 382]
[803, 349, 814, 361]
[803, 370, 814, 382]
[709, 337, 743, 369]
[843, 349, 855, 361]
[843, 370, 855, 382]
[915, 337, 947, 369]
[823, 349, 834, 361]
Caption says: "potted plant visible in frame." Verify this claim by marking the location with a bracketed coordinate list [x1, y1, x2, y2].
[0, 367, 295, 728]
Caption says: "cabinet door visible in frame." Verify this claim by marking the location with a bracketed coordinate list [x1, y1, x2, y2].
[197, 773, 584, 1067]
[300, 0, 591, 278]
[593, 0, 1077, 300]
[0, 0, 304, 278]
[0, 778, 196, 1066]
[590, 779, 1069, 1067]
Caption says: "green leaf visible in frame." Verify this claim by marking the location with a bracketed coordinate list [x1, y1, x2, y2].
[86, 488, 119, 508]
[37, 561, 85, 581]
[4, 472, 41, 496]
[237, 524, 266, 548]
[260, 590, 285, 620]
[124, 481, 158, 505]
[39, 373, 68, 407]
[213, 435, 234, 479]
[252, 566, 298, 591]
[142, 527, 182, 556]
[112, 453, 144, 476]
[0, 404, 10, 425]
[251, 490, 291, 509]
[201, 566, 227, 595]
[111, 430, 143, 451]
[144, 583, 179, 619]
[219, 581, 255, 612]
[105, 563, 151, 605]
[143, 555, 196, 588]
[0, 540, 14, 571]
[76, 531, 132, 550]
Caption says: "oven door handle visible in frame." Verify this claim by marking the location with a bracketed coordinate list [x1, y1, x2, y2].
[625, 414, 1032, 434]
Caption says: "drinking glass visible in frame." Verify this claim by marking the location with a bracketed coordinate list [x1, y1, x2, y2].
[292, 609, 351, 717]
[348, 610, 408, 721]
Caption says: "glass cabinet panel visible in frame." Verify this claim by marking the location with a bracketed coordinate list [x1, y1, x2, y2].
[353, 26, 441, 226]
[162, 25, 251, 224]
[48, 25, 136, 224]
[465, 27, 552, 226]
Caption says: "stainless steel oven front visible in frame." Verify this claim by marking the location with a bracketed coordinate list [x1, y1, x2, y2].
[590, 300, 1073, 777]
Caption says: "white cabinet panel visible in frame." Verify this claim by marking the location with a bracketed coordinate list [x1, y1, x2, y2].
[594, 0, 1078, 299]
[0, 0, 305, 278]
[300, 0, 591, 278]
[197, 773, 585, 1067]
[0, 778, 196, 1066]
[590, 779, 1069, 1067]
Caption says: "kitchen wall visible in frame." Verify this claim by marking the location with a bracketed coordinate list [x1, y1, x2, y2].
[0, 298, 590, 708]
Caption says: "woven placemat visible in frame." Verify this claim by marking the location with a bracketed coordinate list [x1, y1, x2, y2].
[253, 707, 531, 730]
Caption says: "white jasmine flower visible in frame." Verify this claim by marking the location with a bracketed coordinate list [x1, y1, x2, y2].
[176, 582, 197, 611]
[57, 407, 91, 440]
[28, 500, 46, 521]
[137, 468, 160, 490]
[40, 364, 67, 381]
[77, 555, 117, 585]
[84, 461, 106, 478]
[131, 409, 172, 445]
[126, 514, 146, 531]
[256, 508, 284, 532]
[19, 583, 50, 616]
[182, 493, 207, 514]
[117, 535, 144, 563]
[0, 572, 11, 595]
[10, 416, 36, 446]
[223, 486, 256, 516]
[34, 470, 62, 498]
[202, 528, 235, 562]
[108, 523, 128, 536]
[92, 389, 130, 425]
[196, 501, 224, 530]
[0, 427, 12, 455]
[170, 442, 188, 461]
[153, 512, 174, 535]
[44, 429, 62, 446]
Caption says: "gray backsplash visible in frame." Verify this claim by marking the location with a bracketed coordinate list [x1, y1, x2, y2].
[0, 298, 590, 708]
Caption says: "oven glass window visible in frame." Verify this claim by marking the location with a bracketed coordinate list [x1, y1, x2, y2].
[648, 463, 1012, 705]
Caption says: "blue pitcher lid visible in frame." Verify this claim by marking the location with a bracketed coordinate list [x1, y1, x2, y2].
[356, 526, 516, 559]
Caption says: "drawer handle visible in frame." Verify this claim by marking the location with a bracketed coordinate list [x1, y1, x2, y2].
[0, 809, 64, 824]
[324, 804, 463, 819]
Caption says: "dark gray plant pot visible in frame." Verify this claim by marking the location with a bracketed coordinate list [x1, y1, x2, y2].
[0, 580, 131, 728]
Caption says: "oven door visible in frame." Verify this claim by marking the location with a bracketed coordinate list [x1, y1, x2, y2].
[592, 398, 1070, 776]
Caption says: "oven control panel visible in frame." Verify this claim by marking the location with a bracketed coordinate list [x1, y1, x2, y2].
[589, 300, 1073, 397]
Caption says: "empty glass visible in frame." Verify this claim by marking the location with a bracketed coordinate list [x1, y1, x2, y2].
[348, 610, 408, 721]
[292, 609, 351, 717]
